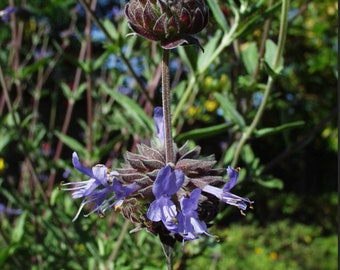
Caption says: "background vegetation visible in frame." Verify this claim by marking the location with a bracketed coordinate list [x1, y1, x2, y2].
[0, 0, 337, 269]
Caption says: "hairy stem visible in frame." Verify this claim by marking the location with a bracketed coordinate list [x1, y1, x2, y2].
[162, 49, 174, 164]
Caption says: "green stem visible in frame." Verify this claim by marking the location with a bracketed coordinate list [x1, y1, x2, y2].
[172, 75, 196, 125]
[232, 0, 289, 167]
[162, 49, 174, 164]
[172, 7, 240, 126]
[105, 219, 130, 269]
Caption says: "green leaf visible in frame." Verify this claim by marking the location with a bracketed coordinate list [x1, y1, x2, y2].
[172, 81, 187, 105]
[254, 121, 305, 138]
[224, 142, 236, 165]
[101, 84, 154, 131]
[256, 177, 284, 190]
[197, 30, 223, 74]
[241, 144, 255, 164]
[0, 132, 11, 152]
[214, 92, 246, 130]
[206, 0, 229, 31]
[21, 56, 52, 78]
[11, 211, 27, 244]
[263, 39, 284, 75]
[0, 246, 10, 267]
[261, 59, 281, 78]
[177, 46, 196, 74]
[175, 122, 233, 142]
[73, 82, 88, 101]
[60, 82, 72, 100]
[102, 18, 119, 40]
[241, 42, 258, 76]
[54, 131, 86, 157]
[93, 51, 110, 71]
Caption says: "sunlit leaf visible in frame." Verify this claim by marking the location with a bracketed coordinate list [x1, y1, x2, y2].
[241, 42, 258, 76]
[254, 121, 305, 138]
[214, 92, 246, 130]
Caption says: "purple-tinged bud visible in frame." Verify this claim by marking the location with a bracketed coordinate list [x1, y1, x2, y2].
[124, 0, 208, 49]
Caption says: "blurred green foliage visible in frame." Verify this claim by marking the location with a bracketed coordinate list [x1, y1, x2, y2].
[0, 0, 337, 269]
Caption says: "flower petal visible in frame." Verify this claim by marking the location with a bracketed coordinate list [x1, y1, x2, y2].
[153, 107, 165, 144]
[72, 152, 94, 178]
[223, 166, 239, 191]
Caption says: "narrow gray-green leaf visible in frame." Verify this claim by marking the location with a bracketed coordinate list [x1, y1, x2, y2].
[214, 92, 246, 130]
[175, 122, 233, 142]
[11, 211, 27, 244]
[256, 177, 284, 190]
[101, 84, 154, 131]
[206, 0, 229, 31]
[254, 121, 305, 138]
[264, 39, 284, 73]
[197, 30, 223, 74]
[54, 131, 86, 157]
[241, 42, 258, 76]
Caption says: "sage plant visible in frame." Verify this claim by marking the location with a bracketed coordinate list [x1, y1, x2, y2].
[62, 0, 253, 268]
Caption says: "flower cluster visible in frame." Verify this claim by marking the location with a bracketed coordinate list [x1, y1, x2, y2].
[61, 107, 253, 243]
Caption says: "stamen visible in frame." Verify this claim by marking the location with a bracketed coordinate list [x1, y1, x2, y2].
[171, 217, 178, 224]
[114, 205, 122, 212]
[214, 235, 221, 242]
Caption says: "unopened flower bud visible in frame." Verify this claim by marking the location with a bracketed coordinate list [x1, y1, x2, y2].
[125, 0, 208, 49]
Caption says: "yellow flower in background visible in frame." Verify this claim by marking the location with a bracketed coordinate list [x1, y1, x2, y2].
[187, 106, 201, 117]
[204, 99, 219, 112]
[219, 74, 228, 85]
[0, 157, 4, 173]
[269, 251, 278, 260]
[203, 76, 214, 89]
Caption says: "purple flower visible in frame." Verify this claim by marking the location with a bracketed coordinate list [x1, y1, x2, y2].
[0, 203, 22, 216]
[153, 107, 165, 145]
[0, 7, 16, 23]
[203, 166, 253, 212]
[147, 165, 184, 231]
[61, 152, 138, 221]
[176, 188, 210, 241]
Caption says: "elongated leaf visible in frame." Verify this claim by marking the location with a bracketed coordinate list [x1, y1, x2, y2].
[11, 211, 27, 244]
[101, 84, 154, 131]
[21, 56, 52, 78]
[214, 92, 246, 130]
[223, 142, 236, 165]
[93, 51, 110, 71]
[261, 58, 283, 78]
[254, 121, 305, 138]
[197, 30, 223, 74]
[54, 131, 86, 157]
[241, 42, 258, 76]
[256, 177, 284, 190]
[102, 18, 119, 40]
[206, 0, 229, 31]
[175, 122, 233, 142]
[177, 46, 196, 74]
[264, 39, 284, 73]
[0, 246, 11, 266]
